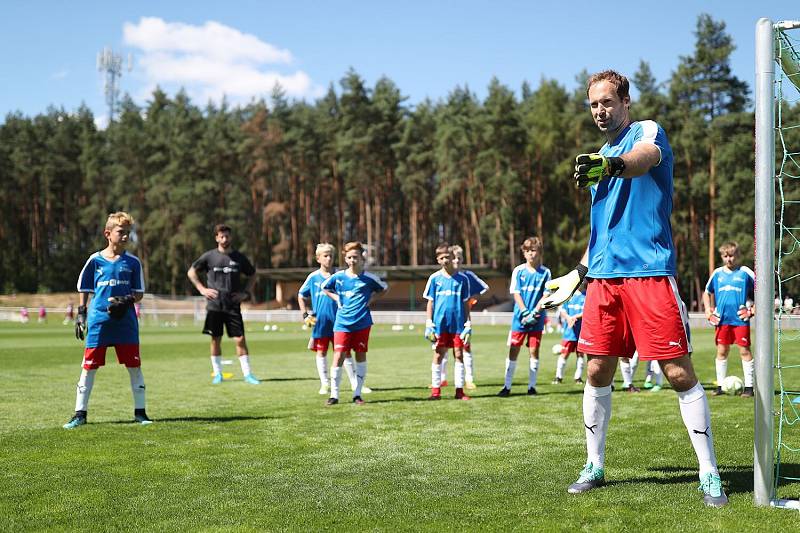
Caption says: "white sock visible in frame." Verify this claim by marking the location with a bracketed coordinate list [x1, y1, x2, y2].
[127, 367, 146, 410]
[455, 361, 465, 388]
[620, 360, 632, 388]
[630, 353, 639, 380]
[431, 362, 442, 388]
[556, 356, 567, 380]
[583, 384, 612, 469]
[677, 383, 719, 476]
[316, 356, 328, 387]
[528, 358, 539, 388]
[652, 361, 664, 386]
[344, 357, 357, 389]
[504, 359, 517, 389]
[464, 350, 474, 383]
[574, 356, 585, 381]
[210, 355, 222, 375]
[238, 354, 252, 376]
[330, 366, 342, 400]
[354, 362, 367, 397]
[75, 368, 96, 412]
[715, 358, 728, 386]
[440, 352, 449, 382]
[742, 359, 754, 388]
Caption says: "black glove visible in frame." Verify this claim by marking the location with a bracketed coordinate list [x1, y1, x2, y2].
[75, 305, 87, 340]
[107, 295, 135, 320]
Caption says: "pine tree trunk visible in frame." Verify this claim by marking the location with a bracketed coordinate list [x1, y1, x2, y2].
[708, 144, 716, 277]
[410, 199, 418, 266]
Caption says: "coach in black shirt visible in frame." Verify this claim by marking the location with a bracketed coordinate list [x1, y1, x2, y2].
[188, 224, 261, 385]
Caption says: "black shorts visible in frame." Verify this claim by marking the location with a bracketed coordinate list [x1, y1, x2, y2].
[203, 310, 245, 338]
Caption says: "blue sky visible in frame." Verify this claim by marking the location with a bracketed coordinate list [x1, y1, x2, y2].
[0, 0, 794, 126]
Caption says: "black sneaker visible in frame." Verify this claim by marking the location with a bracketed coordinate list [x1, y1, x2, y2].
[712, 386, 724, 396]
[574, 378, 584, 384]
[63, 411, 87, 429]
[552, 377, 563, 384]
[352, 396, 365, 405]
[497, 387, 511, 397]
[621, 385, 640, 393]
[134, 409, 153, 425]
[527, 387, 538, 395]
[325, 398, 339, 406]
[741, 386, 754, 398]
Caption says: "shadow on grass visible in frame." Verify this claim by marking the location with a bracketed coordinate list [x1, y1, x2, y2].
[102, 415, 282, 424]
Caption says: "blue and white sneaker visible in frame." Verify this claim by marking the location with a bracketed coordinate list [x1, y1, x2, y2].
[568, 463, 606, 494]
[63, 412, 87, 429]
[699, 472, 728, 507]
[243, 374, 261, 385]
[212, 373, 224, 385]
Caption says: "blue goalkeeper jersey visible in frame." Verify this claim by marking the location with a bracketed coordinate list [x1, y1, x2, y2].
[588, 120, 676, 278]
[705, 266, 755, 326]
[321, 270, 388, 332]
[460, 269, 489, 299]
[561, 291, 586, 342]
[298, 269, 338, 338]
[423, 270, 471, 334]
[510, 263, 551, 332]
[77, 251, 145, 347]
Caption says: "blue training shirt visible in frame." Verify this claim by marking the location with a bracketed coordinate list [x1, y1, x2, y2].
[460, 269, 489, 299]
[705, 266, 755, 326]
[510, 263, 551, 332]
[423, 270, 471, 334]
[77, 251, 145, 347]
[321, 270, 388, 332]
[589, 120, 676, 278]
[298, 269, 338, 338]
[561, 291, 586, 342]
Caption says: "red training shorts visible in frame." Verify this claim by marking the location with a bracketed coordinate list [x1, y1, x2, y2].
[435, 333, 465, 349]
[561, 340, 579, 356]
[333, 327, 371, 354]
[507, 330, 542, 348]
[82, 344, 141, 370]
[578, 276, 691, 361]
[308, 336, 333, 352]
[715, 325, 750, 347]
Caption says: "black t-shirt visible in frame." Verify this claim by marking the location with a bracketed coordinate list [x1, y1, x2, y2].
[192, 249, 255, 311]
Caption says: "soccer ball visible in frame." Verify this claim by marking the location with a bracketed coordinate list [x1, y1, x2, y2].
[721, 375, 744, 395]
[551, 344, 562, 355]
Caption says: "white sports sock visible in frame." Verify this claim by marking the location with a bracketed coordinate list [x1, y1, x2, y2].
[528, 358, 539, 388]
[556, 356, 567, 380]
[75, 368, 96, 412]
[574, 356, 585, 381]
[316, 356, 328, 387]
[620, 359, 632, 387]
[343, 357, 357, 388]
[210, 355, 222, 375]
[583, 384, 612, 469]
[630, 353, 639, 380]
[652, 361, 664, 386]
[440, 352, 449, 382]
[677, 383, 719, 476]
[742, 359, 755, 388]
[463, 350, 474, 383]
[455, 361, 465, 388]
[127, 367, 146, 409]
[238, 354, 252, 376]
[431, 362, 442, 388]
[354, 362, 367, 397]
[504, 359, 517, 389]
[715, 358, 728, 386]
[330, 366, 342, 400]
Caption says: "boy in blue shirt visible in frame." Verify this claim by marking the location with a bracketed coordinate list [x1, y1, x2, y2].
[702, 242, 755, 397]
[64, 212, 150, 429]
[553, 282, 587, 384]
[451, 244, 488, 389]
[321, 241, 388, 405]
[498, 237, 551, 397]
[423, 244, 473, 400]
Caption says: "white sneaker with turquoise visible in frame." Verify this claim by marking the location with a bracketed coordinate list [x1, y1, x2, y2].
[699, 472, 728, 507]
[212, 373, 223, 385]
[568, 462, 606, 494]
[243, 374, 261, 385]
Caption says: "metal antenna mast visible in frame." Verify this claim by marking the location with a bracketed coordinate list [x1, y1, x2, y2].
[97, 46, 132, 122]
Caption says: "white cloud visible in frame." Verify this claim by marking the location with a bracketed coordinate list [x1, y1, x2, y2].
[123, 17, 320, 105]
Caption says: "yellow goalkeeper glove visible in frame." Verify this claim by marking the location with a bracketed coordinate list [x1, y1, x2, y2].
[540, 264, 589, 309]
[575, 153, 625, 188]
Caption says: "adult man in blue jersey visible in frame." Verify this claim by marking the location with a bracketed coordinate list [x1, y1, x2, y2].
[541, 70, 727, 507]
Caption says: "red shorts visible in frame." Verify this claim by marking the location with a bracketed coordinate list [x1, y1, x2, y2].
[507, 330, 542, 348]
[435, 333, 465, 349]
[82, 344, 140, 370]
[561, 340, 579, 356]
[308, 337, 333, 352]
[333, 327, 371, 354]
[578, 277, 691, 361]
[715, 325, 751, 347]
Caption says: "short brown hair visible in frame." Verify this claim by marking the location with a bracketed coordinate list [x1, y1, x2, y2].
[520, 236, 542, 252]
[105, 211, 134, 230]
[587, 70, 630, 101]
[214, 224, 232, 236]
[718, 241, 739, 256]
[435, 243, 451, 258]
[343, 241, 364, 255]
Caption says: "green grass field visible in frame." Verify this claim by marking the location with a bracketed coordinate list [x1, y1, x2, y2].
[1, 320, 799, 531]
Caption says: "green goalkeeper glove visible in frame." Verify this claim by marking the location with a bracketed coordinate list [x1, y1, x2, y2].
[574, 153, 625, 188]
[539, 264, 589, 309]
